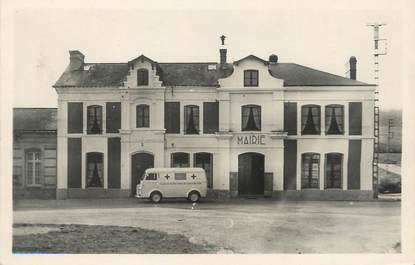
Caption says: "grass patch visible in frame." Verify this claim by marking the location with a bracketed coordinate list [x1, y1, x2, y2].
[13, 223, 218, 254]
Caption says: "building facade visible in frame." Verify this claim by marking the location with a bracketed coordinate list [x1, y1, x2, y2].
[53, 43, 375, 200]
[13, 108, 57, 199]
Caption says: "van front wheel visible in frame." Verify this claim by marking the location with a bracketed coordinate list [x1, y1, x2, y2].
[188, 191, 200, 203]
[150, 191, 162, 203]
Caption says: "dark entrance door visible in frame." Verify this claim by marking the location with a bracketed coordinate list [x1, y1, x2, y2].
[131, 153, 154, 196]
[238, 152, 265, 195]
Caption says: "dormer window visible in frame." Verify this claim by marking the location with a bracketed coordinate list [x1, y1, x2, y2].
[244, 70, 258, 87]
[137, 69, 149, 86]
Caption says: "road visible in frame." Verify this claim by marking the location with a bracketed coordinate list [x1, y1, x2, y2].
[14, 199, 401, 253]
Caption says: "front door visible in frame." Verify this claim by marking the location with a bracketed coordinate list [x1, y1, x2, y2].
[131, 153, 154, 196]
[238, 152, 264, 196]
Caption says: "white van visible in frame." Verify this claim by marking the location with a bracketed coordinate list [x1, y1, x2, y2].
[136, 167, 207, 203]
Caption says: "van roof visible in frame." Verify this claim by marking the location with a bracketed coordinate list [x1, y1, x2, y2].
[145, 167, 205, 172]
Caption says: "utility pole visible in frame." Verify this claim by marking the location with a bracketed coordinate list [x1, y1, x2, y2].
[367, 23, 387, 198]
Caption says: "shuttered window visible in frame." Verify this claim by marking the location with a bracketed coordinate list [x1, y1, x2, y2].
[164, 102, 180, 133]
[106, 102, 121, 133]
[301, 105, 321, 135]
[136, 104, 150, 128]
[184, 105, 199, 134]
[87, 105, 103, 134]
[108, 137, 121, 189]
[301, 153, 320, 189]
[203, 102, 219, 134]
[67, 102, 83, 133]
[244, 70, 259, 87]
[325, 105, 344, 135]
[68, 138, 82, 188]
[137, 69, 149, 86]
[325, 153, 343, 189]
[284, 102, 297, 135]
[349, 102, 362, 135]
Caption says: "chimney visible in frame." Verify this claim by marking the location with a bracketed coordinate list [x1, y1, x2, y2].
[219, 35, 227, 64]
[67, 50, 85, 71]
[349, 56, 357, 80]
[269, 54, 278, 64]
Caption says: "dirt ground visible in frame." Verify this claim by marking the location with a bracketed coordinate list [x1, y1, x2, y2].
[13, 199, 401, 253]
[13, 223, 216, 254]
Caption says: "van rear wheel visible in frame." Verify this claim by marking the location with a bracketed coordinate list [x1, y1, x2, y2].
[150, 191, 162, 203]
[188, 191, 200, 203]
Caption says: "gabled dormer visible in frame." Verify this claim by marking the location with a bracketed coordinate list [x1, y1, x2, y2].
[123, 55, 163, 89]
[218, 54, 284, 89]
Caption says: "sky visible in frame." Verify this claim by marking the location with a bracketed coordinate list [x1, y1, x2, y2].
[12, 4, 403, 110]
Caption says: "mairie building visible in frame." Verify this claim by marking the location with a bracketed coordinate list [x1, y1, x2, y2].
[16, 40, 376, 200]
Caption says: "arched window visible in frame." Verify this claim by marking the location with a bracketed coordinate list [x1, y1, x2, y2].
[26, 149, 41, 186]
[301, 153, 320, 189]
[87, 105, 103, 134]
[244, 70, 259, 87]
[241, 105, 261, 131]
[171, 152, 190, 167]
[137, 69, 149, 86]
[301, 105, 321, 135]
[184, 105, 199, 134]
[86, 152, 104, 188]
[325, 153, 343, 189]
[325, 105, 344, 135]
[136, 104, 150, 128]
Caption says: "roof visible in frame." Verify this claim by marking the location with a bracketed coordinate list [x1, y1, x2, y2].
[233, 54, 269, 66]
[13, 108, 57, 131]
[146, 167, 205, 172]
[268, 63, 372, 86]
[54, 54, 373, 88]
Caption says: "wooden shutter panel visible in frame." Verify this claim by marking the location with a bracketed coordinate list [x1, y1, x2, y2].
[347, 140, 361, 189]
[164, 102, 180, 133]
[283, 139, 297, 190]
[108, 137, 121, 189]
[106, 102, 121, 133]
[203, 102, 219, 133]
[349, 102, 362, 135]
[68, 102, 83, 133]
[284, 102, 297, 135]
[67, 138, 82, 188]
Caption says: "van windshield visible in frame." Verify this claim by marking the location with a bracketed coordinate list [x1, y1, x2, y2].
[140, 173, 146, 181]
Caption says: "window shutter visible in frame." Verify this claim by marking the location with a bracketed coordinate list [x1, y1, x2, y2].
[106, 102, 121, 133]
[349, 102, 362, 135]
[203, 102, 219, 133]
[67, 138, 82, 188]
[283, 139, 297, 190]
[284, 102, 297, 135]
[164, 102, 180, 133]
[347, 140, 361, 189]
[68, 102, 83, 133]
[108, 137, 121, 189]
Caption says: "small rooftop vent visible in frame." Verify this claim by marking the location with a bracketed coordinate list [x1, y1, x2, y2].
[269, 54, 278, 64]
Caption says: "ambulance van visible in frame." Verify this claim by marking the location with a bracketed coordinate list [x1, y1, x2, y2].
[136, 167, 207, 203]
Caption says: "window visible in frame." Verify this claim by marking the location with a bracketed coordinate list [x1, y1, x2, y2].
[26, 150, 41, 185]
[171, 152, 190, 167]
[301, 105, 321, 135]
[137, 69, 149, 86]
[136, 104, 150, 128]
[174, 173, 186, 180]
[86, 152, 104, 188]
[301, 153, 320, 189]
[325, 153, 343, 189]
[87, 105, 103, 134]
[146, 173, 157, 181]
[241, 105, 261, 131]
[194, 152, 213, 188]
[244, 70, 258, 87]
[184, 105, 199, 134]
[325, 105, 344, 135]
